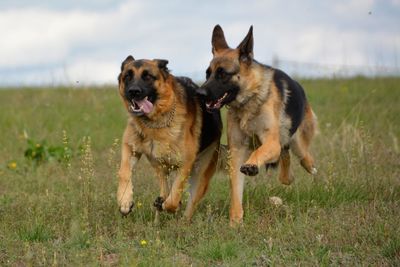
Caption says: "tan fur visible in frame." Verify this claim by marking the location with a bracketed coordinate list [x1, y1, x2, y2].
[278, 148, 293, 185]
[228, 69, 316, 224]
[226, 69, 317, 224]
[208, 28, 317, 225]
[290, 104, 318, 174]
[117, 59, 219, 220]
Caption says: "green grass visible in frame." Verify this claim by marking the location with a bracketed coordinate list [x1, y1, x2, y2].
[0, 77, 399, 266]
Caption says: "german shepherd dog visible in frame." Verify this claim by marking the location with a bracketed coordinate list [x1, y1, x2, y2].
[197, 25, 318, 224]
[117, 56, 222, 220]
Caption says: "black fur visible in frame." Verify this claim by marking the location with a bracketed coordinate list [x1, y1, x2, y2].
[197, 68, 241, 111]
[153, 196, 164, 211]
[121, 55, 134, 71]
[176, 77, 222, 153]
[155, 59, 168, 70]
[240, 164, 258, 176]
[132, 60, 144, 68]
[118, 55, 134, 81]
[124, 71, 158, 103]
[265, 162, 279, 171]
[199, 104, 222, 152]
[272, 67, 306, 136]
[237, 26, 253, 62]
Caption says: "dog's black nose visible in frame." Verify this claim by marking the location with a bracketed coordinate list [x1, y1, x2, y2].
[127, 87, 142, 98]
[196, 87, 208, 97]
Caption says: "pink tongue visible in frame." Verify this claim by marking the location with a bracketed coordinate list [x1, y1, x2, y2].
[135, 98, 153, 114]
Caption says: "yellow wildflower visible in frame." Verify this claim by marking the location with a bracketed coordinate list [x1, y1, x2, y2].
[137, 201, 143, 208]
[8, 161, 17, 170]
[140, 240, 147, 246]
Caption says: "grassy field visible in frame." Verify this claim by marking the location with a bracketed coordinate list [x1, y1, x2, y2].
[0, 77, 399, 266]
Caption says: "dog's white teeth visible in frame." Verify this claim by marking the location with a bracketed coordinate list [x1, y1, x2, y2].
[217, 93, 228, 103]
[130, 104, 142, 112]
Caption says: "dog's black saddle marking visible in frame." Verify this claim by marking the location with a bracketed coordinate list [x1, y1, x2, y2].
[176, 76, 223, 153]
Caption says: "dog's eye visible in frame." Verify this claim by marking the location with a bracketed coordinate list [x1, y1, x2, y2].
[124, 70, 134, 81]
[216, 67, 226, 79]
[142, 70, 156, 81]
[206, 68, 211, 79]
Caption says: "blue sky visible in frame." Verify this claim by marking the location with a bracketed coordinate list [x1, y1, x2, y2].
[1, 0, 399, 86]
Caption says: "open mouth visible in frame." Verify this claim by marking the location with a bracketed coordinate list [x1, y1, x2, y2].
[129, 96, 154, 115]
[206, 92, 228, 110]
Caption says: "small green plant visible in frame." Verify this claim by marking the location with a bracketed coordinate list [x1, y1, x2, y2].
[18, 223, 53, 242]
[24, 138, 72, 165]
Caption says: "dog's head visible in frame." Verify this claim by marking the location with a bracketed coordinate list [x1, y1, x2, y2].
[197, 25, 254, 111]
[118, 56, 171, 117]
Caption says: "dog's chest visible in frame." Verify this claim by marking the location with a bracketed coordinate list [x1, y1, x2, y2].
[136, 130, 184, 167]
[149, 140, 182, 164]
[233, 108, 292, 146]
[235, 109, 271, 136]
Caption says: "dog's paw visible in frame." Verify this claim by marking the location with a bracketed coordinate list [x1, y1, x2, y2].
[311, 167, 318, 175]
[119, 201, 134, 217]
[153, 196, 165, 212]
[162, 198, 181, 213]
[240, 164, 259, 176]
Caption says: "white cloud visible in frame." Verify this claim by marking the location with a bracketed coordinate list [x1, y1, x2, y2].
[0, 0, 399, 85]
[0, 1, 147, 67]
[66, 59, 119, 84]
[0, 8, 95, 66]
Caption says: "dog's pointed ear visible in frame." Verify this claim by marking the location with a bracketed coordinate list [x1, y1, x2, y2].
[155, 59, 169, 71]
[121, 55, 134, 71]
[154, 59, 169, 79]
[212, 24, 229, 54]
[237, 26, 254, 63]
[118, 55, 134, 82]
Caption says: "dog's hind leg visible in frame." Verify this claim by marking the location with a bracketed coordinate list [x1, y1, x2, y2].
[278, 147, 294, 185]
[184, 142, 219, 221]
[291, 105, 317, 175]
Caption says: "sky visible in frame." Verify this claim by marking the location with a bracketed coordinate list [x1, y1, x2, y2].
[0, 0, 399, 86]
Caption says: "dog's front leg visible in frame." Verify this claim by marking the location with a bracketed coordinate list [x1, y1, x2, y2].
[162, 155, 196, 213]
[152, 163, 169, 224]
[240, 127, 281, 176]
[227, 116, 251, 226]
[117, 141, 141, 215]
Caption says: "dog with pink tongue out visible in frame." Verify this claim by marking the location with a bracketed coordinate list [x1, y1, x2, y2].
[116, 56, 222, 222]
[130, 96, 153, 114]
